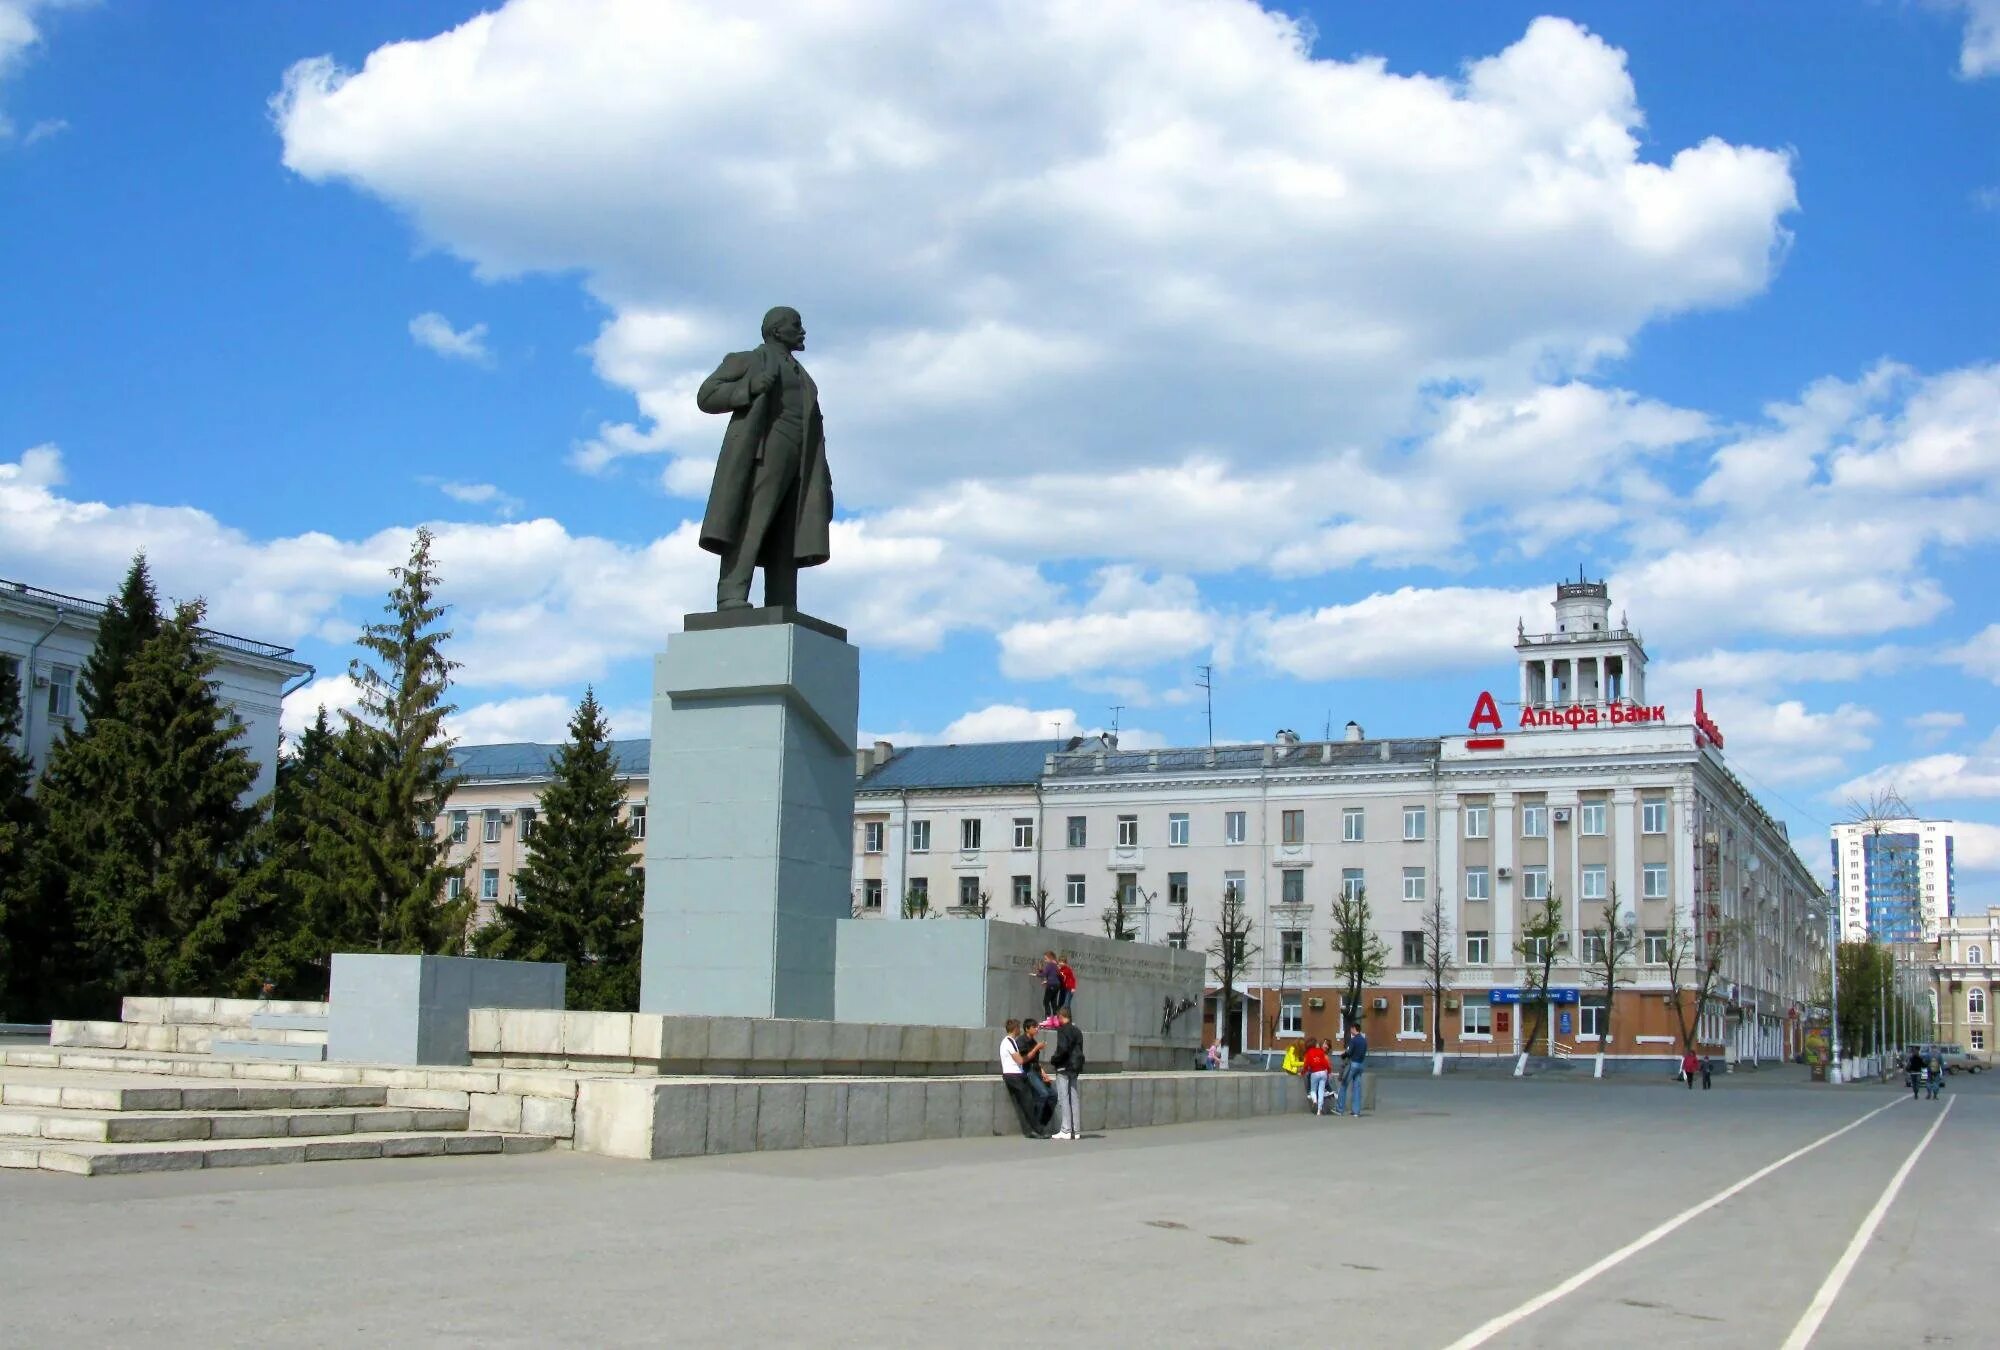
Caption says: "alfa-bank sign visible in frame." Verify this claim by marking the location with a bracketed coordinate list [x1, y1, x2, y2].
[1464, 689, 1725, 753]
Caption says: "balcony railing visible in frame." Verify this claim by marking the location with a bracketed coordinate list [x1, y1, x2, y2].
[3, 577, 297, 661]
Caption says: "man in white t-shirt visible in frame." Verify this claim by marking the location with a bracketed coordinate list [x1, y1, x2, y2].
[1000, 1018, 1051, 1139]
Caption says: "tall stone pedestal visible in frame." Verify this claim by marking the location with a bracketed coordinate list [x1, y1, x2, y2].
[640, 610, 859, 1020]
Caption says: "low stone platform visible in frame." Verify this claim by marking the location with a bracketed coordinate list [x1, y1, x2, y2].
[575, 1069, 1295, 1159]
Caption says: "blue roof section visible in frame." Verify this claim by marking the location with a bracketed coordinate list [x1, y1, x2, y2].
[450, 738, 650, 782]
[859, 740, 1053, 791]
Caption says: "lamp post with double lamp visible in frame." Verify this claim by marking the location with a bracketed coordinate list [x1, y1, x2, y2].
[1819, 904, 1842, 1085]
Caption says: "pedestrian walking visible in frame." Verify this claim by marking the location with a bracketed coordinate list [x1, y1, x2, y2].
[1332, 1023, 1368, 1117]
[1303, 1039, 1333, 1115]
[1681, 1049, 1699, 1090]
[1926, 1052, 1945, 1100]
[1038, 951, 1063, 1018]
[1905, 1046, 1926, 1100]
[1701, 1057, 1713, 1090]
[1048, 1008, 1086, 1140]
[999, 1019, 1050, 1139]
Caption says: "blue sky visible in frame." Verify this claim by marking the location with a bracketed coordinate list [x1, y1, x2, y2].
[3, 0, 1998, 888]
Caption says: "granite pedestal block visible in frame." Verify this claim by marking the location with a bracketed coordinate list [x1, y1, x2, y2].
[641, 617, 859, 1020]
[326, 955, 564, 1066]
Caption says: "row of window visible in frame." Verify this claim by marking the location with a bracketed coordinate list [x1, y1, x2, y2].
[860, 799, 1673, 855]
[1275, 992, 1617, 1040]
[443, 805, 646, 845]
[1269, 928, 1678, 968]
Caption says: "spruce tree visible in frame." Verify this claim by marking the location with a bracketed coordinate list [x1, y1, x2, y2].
[474, 689, 642, 1011]
[236, 706, 341, 997]
[33, 602, 262, 1007]
[295, 529, 470, 956]
[77, 552, 163, 727]
[0, 656, 37, 1018]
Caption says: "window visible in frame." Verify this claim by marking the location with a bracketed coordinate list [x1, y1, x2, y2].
[1402, 931, 1425, 965]
[627, 805, 647, 841]
[1462, 1002, 1493, 1037]
[1340, 868, 1364, 902]
[449, 810, 469, 845]
[1279, 993, 1304, 1035]
[1066, 816, 1086, 848]
[960, 818, 982, 852]
[1168, 872, 1189, 906]
[907, 877, 929, 910]
[1283, 809, 1305, 846]
[1580, 1001, 1608, 1041]
[1224, 870, 1247, 902]
[1403, 867, 1426, 902]
[1010, 875, 1032, 907]
[862, 879, 883, 910]
[1644, 930, 1668, 963]
[910, 819, 931, 853]
[1522, 936, 1551, 964]
[958, 876, 983, 908]
[1013, 818, 1034, 849]
[863, 821, 885, 854]
[1281, 929, 1304, 966]
[1973, 1029, 1986, 1052]
[1403, 806, 1426, 841]
[1971, 988, 1988, 1019]
[1343, 807, 1364, 842]
[1465, 931, 1490, 965]
[1116, 872, 1138, 904]
[1642, 799, 1668, 834]
[1465, 866, 1490, 901]
[518, 808, 536, 843]
[1281, 869, 1305, 905]
[1224, 811, 1247, 845]
[1522, 866, 1549, 901]
[1166, 932, 1188, 951]
[446, 875, 464, 900]
[1969, 944, 1983, 964]
[1580, 802, 1607, 836]
[1521, 804, 1548, 838]
[1579, 932, 1606, 965]
[480, 868, 499, 901]
[1401, 994, 1426, 1036]
[1117, 815, 1139, 848]
[1065, 875, 1086, 907]
[45, 664, 74, 719]
[1581, 865, 1607, 901]
[483, 810, 502, 843]
[1463, 804, 1489, 840]
[1169, 813, 1190, 846]
[1643, 863, 1669, 899]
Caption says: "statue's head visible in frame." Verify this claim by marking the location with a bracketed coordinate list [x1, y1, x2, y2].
[761, 306, 805, 351]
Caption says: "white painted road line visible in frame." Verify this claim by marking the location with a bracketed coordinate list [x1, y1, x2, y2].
[1779, 1095, 1955, 1350]
[1441, 1095, 1906, 1350]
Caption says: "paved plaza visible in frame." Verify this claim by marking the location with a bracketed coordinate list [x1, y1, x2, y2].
[0, 1068, 1989, 1348]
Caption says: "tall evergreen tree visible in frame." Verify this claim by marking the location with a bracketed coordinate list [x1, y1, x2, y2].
[236, 706, 341, 997]
[32, 602, 262, 1008]
[473, 689, 642, 1011]
[294, 529, 470, 957]
[0, 656, 38, 1018]
[77, 552, 163, 727]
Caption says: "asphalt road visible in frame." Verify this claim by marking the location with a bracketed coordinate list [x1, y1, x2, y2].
[0, 1068, 1988, 1348]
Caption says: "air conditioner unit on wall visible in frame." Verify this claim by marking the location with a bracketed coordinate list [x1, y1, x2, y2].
[1307, 997, 1325, 1010]
[1371, 997, 1389, 1011]
[1553, 808, 1572, 824]
[1497, 867, 1512, 879]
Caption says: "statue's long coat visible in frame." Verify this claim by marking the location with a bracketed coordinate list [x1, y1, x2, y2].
[695, 344, 833, 568]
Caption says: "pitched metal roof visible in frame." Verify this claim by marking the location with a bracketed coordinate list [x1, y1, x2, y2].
[857, 740, 1054, 792]
[450, 738, 650, 782]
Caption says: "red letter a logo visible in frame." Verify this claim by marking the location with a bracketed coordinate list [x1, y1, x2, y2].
[1469, 690, 1502, 733]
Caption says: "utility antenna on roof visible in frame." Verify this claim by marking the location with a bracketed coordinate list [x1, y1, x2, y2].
[1195, 664, 1214, 749]
[1108, 705, 1123, 739]
[1051, 720, 1064, 748]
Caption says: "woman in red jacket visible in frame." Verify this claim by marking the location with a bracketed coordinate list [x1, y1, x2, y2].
[1303, 1040, 1333, 1116]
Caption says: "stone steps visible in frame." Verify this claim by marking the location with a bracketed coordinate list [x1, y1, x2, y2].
[0, 1103, 467, 1144]
[0, 1076, 388, 1112]
[0, 1130, 554, 1176]
[210, 1038, 327, 1062]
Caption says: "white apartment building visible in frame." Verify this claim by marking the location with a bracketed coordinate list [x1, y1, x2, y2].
[1830, 818, 1956, 943]
[1, 575, 312, 801]
[852, 579, 1828, 1067]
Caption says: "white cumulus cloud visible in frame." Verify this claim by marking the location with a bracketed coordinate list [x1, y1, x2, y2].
[408, 311, 491, 363]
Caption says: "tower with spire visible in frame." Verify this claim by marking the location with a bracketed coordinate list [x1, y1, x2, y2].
[1514, 569, 1647, 710]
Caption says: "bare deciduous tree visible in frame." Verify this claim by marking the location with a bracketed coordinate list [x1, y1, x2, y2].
[1208, 888, 1259, 1056]
[1329, 884, 1389, 1032]
[1584, 887, 1637, 1076]
[1515, 893, 1566, 1063]
[1418, 890, 1456, 1067]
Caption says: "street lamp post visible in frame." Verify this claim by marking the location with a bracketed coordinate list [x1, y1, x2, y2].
[1826, 906, 1842, 1085]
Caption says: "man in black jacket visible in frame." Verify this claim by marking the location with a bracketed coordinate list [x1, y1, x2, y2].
[1049, 1009, 1086, 1140]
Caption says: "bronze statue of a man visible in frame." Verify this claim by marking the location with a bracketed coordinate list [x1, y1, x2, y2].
[695, 306, 833, 610]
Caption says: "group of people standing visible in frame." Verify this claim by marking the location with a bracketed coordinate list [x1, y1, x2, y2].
[1000, 1010, 1086, 1140]
[1285, 1023, 1369, 1117]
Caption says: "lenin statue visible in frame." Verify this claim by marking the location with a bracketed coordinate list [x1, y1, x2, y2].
[695, 306, 834, 610]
